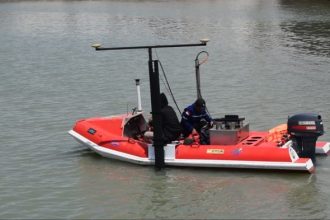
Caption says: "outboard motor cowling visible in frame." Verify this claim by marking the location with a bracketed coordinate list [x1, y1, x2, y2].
[287, 113, 324, 162]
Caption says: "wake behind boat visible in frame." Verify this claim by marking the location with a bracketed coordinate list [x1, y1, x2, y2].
[68, 40, 329, 173]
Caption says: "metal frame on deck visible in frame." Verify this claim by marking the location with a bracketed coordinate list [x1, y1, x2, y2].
[91, 40, 208, 169]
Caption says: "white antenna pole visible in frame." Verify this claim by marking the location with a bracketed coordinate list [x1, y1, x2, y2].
[135, 79, 142, 112]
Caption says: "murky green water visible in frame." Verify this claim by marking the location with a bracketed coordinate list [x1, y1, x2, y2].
[0, 0, 329, 219]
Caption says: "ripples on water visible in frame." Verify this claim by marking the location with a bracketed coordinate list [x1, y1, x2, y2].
[0, 0, 329, 219]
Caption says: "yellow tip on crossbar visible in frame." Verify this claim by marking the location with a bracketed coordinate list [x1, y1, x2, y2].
[91, 43, 102, 49]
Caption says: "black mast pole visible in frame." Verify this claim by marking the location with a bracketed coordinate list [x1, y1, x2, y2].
[148, 59, 164, 169]
[91, 40, 208, 170]
[147, 48, 165, 169]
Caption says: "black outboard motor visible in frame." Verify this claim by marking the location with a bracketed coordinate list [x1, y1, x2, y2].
[287, 113, 324, 163]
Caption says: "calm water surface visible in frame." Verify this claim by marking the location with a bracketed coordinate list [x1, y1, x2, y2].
[0, 0, 330, 219]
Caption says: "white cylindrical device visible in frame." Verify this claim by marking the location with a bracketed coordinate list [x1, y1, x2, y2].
[135, 79, 142, 112]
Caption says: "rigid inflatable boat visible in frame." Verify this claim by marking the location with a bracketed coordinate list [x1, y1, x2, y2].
[69, 41, 329, 173]
[69, 111, 329, 173]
